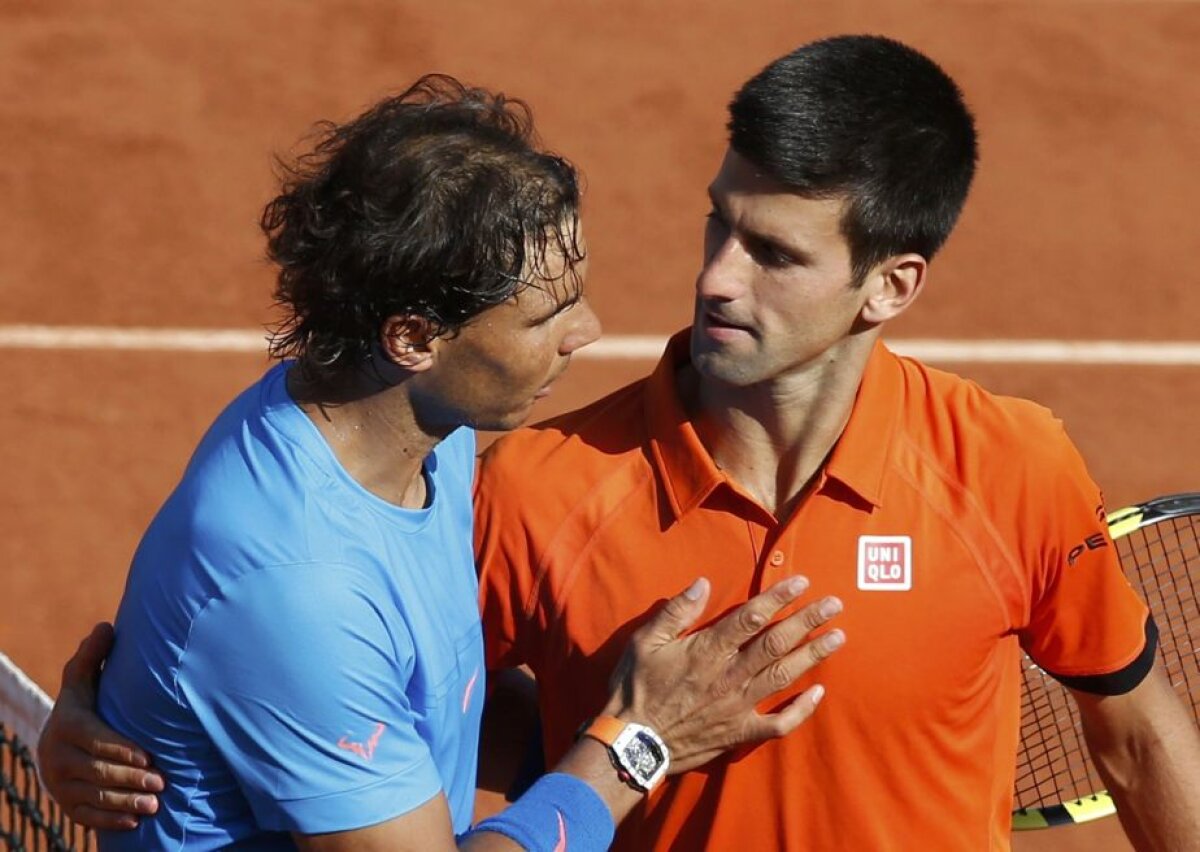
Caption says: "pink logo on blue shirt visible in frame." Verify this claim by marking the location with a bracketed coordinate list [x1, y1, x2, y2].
[337, 722, 386, 761]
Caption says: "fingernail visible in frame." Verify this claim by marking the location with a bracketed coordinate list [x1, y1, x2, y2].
[787, 576, 809, 596]
[822, 629, 845, 651]
[143, 774, 165, 792]
[818, 597, 842, 618]
[684, 578, 707, 601]
[811, 685, 826, 705]
[134, 796, 155, 813]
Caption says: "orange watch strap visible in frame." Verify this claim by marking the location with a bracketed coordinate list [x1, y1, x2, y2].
[581, 715, 626, 747]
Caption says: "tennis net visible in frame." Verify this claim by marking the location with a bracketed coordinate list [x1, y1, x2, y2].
[0, 652, 91, 851]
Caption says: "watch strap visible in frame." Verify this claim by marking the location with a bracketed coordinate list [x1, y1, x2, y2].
[579, 715, 626, 748]
[577, 715, 668, 793]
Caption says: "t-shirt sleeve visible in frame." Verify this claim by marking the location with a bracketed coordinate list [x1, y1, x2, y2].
[1015, 423, 1154, 695]
[474, 439, 539, 672]
[177, 563, 443, 834]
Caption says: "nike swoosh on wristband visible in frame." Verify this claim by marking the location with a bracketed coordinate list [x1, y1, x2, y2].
[553, 810, 567, 852]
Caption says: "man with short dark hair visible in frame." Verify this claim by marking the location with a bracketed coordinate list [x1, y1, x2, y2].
[474, 35, 1200, 850]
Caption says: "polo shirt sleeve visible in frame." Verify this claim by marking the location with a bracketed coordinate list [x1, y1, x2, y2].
[474, 439, 538, 671]
[1015, 423, 1154, 695]
[177, 562, 443, 835]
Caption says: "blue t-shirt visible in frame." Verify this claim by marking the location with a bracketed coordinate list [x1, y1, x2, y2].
[97, 363, 485, 850]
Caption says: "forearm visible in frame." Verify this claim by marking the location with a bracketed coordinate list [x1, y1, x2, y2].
[1088, 718, 1200, 850]
[464, 737, 640, 851]
[1078, 671, 1200, 850]
[547, 736, 644, 822]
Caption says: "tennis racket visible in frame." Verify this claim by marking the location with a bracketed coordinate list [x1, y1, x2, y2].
[1012, 492, 1200, 830]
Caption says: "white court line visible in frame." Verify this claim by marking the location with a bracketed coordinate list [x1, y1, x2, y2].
[2, 324, 1200, 365]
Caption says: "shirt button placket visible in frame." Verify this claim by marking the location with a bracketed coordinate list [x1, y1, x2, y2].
[762, 547, 787, 585]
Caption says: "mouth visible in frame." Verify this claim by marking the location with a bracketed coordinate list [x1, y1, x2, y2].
[534, 362, 570, 399]
[700, 309, 754, 339]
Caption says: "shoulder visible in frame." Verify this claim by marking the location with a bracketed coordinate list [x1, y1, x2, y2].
[894, 354, 1076, 472]
[887, 353, 1100, 539]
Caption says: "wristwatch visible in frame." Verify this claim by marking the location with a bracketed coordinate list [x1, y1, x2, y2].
[579, 715, 670, 792]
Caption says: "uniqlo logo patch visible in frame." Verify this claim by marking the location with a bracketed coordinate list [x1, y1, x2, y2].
[857, 536, 912, 591]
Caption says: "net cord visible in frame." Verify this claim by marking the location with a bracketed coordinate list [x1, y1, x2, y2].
[0, 652, 52, 758]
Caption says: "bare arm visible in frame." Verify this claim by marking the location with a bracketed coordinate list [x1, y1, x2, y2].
[1074, 662, 1200, 851]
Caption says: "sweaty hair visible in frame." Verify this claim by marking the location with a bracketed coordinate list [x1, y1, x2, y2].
[728, 35, 978, 284]
[263, 74, 584, 380]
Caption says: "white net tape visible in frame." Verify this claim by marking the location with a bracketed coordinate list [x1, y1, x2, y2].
[0, 651, 52, 759]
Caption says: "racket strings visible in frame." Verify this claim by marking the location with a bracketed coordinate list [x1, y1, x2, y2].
[1014, 513, 1200, 812]
[1129, 518, 1198, 711]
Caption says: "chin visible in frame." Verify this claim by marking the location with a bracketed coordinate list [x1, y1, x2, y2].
[692, 351, 760, 387]
[467, 406, 535, 433]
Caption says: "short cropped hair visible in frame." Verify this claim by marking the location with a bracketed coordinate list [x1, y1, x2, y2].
[263, 74, 584, 380]
[728, 35, 978, 283]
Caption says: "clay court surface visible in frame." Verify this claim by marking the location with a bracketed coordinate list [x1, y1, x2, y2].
[3, 2, 1200, 849]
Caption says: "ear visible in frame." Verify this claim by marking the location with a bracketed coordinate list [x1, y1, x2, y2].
[379, 315, 436, 373]
[859, 254, 927, 325]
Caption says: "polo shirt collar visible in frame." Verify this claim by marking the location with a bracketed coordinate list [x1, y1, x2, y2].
[644, 330, 903, 520]
[645, 330, 725, 519]
[821, 338, 903, 508]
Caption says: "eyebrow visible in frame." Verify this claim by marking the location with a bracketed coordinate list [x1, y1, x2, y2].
[706, 187, 813, 265]
[528, 286, 581, 323]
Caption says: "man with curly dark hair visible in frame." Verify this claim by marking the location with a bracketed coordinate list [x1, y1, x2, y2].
[36, 75, 842, 851]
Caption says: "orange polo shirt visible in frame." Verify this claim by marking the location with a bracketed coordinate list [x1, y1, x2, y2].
[475, 330, 1151, 852]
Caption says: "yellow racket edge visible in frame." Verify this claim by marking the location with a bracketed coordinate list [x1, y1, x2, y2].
[1012, 791, 1116, 830]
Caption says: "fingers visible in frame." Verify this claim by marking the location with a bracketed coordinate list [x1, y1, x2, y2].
[65, 806, 140, 832]
[59, 776, 159, 831]
[742, 684, 829, 743]
[58, 778, 160, 814]
[48, 700, 154, 769]
[632, 577, 711, 646]
[696, 576, 811, 656]
[84, 736, 155, 768]
[73, 715, 154, 768]
[70, 751, 164, 795]
[731, 595, 844, 702]
[38, 748, 163, 830]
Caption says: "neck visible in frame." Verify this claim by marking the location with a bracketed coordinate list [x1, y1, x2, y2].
[685, 332, 877, 519]
[286, 364, 446, 509]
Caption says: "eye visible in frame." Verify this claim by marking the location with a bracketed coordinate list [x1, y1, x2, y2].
[748, 238, 796, 269]
[530, 297, 578, 327]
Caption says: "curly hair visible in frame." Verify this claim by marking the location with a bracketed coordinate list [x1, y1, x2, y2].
[262, 74, 584, 380]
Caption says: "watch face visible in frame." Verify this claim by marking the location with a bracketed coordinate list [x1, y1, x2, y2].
[623, 732, 665, 778]
[612, 724, 669, 790]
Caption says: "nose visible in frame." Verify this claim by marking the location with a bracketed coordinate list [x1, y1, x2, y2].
[695, 234, 749, 302]
[559, 298, 602, 355]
